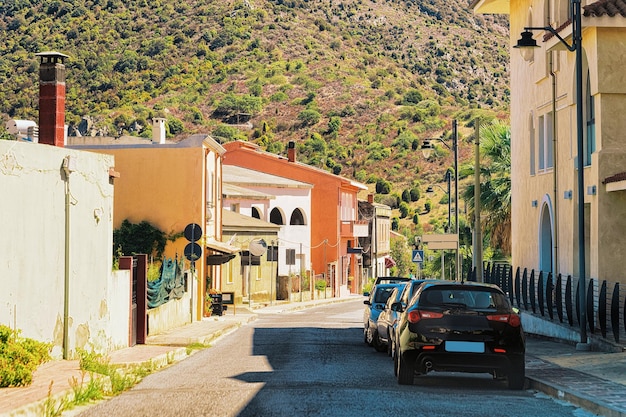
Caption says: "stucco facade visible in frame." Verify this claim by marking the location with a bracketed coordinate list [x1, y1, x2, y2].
[68, 133, 238, 320]
[223, 140, 368, 297]
[473, 0, 626, 283]
[223, 165, 313, 278]
[0, 140, 129, 358]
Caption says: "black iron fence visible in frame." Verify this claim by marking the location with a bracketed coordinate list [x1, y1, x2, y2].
[468, 263, 624, 345]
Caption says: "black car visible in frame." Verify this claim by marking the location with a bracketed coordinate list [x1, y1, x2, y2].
[392, 281, 526, 389]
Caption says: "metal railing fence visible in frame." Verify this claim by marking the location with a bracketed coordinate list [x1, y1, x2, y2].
[467, 263, 623, 344]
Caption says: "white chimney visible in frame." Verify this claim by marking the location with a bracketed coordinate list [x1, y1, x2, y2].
[152, 118, 166, 144]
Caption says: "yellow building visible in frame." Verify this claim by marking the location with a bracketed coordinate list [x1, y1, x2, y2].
[68, 130, 239, 321]
[473, 0, 626, 283]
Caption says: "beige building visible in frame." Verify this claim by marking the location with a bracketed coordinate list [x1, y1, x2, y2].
[68, 130, 239, 321]
[472, 0, 626, 282]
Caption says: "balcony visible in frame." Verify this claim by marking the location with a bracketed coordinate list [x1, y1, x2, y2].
[341, 220, 369, 238]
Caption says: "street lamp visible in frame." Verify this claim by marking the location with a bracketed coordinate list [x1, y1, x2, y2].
[426, 171, 452, 233]
[421, 120, 460, 281]
[514, 0, 588, 348]
[426, 172, 453, 280]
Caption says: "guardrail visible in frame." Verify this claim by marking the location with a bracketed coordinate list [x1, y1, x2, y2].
[468, 263, 623, 344]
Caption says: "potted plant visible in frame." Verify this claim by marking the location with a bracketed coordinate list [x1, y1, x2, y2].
[204, 292, 213, 317]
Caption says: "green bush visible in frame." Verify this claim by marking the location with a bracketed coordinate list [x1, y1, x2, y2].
[315, 279, 327, 291]
[0, 325, 51, 387]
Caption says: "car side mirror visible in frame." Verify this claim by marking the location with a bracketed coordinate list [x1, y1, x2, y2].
[363, 292, 370, 297]
[364, 300, 371, 305]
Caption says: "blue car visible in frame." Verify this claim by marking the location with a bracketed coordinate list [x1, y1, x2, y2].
[363, 283, 406, 352]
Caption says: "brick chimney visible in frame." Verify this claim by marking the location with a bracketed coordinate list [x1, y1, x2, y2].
[37, 51, 68, 147]
[287, 140, 296, 162]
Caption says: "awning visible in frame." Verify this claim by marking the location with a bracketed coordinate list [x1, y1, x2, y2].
[206, 254, 237, 265]
[384, 256, 396, 268]
[206, 238, 240, 254]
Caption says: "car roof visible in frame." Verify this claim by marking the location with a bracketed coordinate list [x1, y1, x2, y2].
[419, 280, 503, 291]
[375, 276, 411, 282]
[374, 282, 407, 290]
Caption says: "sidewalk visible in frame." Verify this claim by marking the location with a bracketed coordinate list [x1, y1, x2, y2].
[2, 296, 626, 417]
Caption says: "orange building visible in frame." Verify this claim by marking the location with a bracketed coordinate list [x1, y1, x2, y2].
[223, 140, 368, 296]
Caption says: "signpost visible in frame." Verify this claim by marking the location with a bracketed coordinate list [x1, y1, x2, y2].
[184, 223, 202, 321]
[421, 234, 459, 280]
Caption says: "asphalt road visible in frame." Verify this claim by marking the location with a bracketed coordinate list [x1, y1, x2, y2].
[73, 299, 596, 417]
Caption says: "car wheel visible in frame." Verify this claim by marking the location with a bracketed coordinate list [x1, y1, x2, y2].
[365, 326, 375, 346]
[386, 328, 393, 357]
[396, 351, 414, 385]
[373, 330, 386, 352]
[363, 327, 369, 344]
[507, 357, 526, 390]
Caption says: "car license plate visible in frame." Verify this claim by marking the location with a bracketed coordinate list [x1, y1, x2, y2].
[445, 341, 485, 353]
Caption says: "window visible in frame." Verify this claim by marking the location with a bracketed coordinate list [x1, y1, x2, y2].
[270, 207, 284, 225]
[340, 191, 355, 221]
[289, 208, 305, 225]
[230, 203, 239, 213]
[538, 112, 554, 171]
[251, 207, 261, 219]
[529, 112, 536, 175]
[585, 72, 595, 166]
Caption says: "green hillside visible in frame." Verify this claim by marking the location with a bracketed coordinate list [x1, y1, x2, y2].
[0, 0, 510, 241]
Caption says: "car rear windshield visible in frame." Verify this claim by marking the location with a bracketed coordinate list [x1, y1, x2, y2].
[374, 287, 398, 304]
[419, 287, 508, 310]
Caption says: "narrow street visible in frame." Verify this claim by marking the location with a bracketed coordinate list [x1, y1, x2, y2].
[74, 300, 595, 417]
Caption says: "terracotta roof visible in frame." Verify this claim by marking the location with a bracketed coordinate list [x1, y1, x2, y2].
[583, 0, 626, 17]
[602, 172, 626, 184]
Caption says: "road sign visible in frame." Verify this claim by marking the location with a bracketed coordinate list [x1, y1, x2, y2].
[421, 233, 459, 250]
[184, 242, 202, 262]
[412, 250, 424, 264]
[184, 223, 202, 242]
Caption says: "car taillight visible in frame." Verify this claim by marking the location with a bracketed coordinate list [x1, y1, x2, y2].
[407, 310, 444, 323]
[486, 313, 521, 327]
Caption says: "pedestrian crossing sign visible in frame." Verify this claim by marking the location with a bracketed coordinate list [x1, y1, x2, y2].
[412, 250, 424, 264]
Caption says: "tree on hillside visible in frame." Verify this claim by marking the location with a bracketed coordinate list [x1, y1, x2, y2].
[462, 120, 511, 256]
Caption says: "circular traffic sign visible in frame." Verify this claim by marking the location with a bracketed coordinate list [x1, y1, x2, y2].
[184, 223, 202, 242]
[184, 242, 202, 262]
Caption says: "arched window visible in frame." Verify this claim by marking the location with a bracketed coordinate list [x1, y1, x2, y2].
[251, 207, 261, 219]
[270, 207, 284, 225]
[289, 208, 306, 225]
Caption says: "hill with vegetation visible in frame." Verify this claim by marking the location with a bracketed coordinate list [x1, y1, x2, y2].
[0, 0, 510, 250]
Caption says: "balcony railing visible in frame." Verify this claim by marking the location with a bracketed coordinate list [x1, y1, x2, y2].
[341, 220, 369, 238]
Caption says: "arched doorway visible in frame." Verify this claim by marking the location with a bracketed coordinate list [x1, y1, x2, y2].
[539, 198, 554, 274]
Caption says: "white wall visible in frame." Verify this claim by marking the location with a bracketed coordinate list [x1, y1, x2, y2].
[0, 140, 125, 358]
[243, 186, 311, 277]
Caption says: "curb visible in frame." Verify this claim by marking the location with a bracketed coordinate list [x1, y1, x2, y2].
[527, 375, 626, 417]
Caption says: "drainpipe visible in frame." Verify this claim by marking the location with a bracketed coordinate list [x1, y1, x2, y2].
[550, 52, 559, 277]
[63, 158, 72, 359]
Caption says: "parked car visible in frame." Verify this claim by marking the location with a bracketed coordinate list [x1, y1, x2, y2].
[392, 280, 526, 389]
[375, 285, 409, 354]
[363, 283, 406, 351]
[384, 279, 430, 358]
[374, 276, 412, 285]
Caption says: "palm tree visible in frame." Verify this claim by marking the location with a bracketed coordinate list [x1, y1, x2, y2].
[462, 120, 511, 256]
